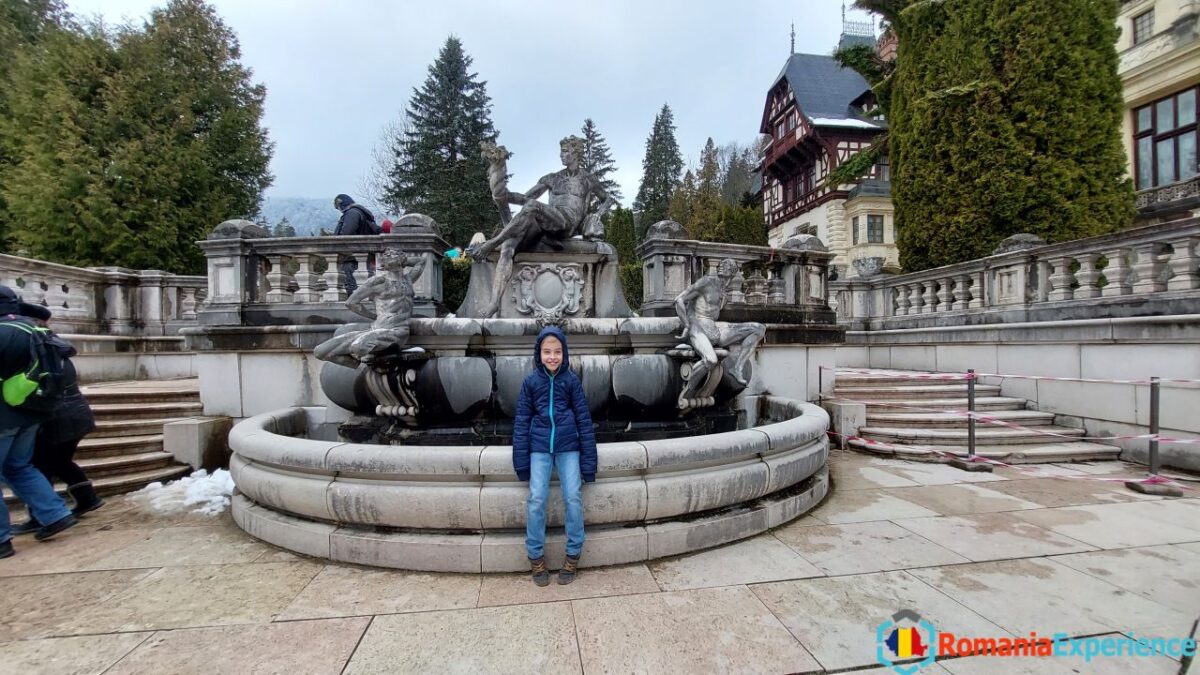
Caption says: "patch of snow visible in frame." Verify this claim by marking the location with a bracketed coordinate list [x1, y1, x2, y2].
[445, 313, 457, 318]
[809, 117, 879, 129]
[403, 346, 426, 353]
[129, 469, 235, 516]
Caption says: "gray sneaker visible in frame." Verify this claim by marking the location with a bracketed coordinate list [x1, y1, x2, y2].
[558, 554, 580, 585]
[529, 557, 550, 587]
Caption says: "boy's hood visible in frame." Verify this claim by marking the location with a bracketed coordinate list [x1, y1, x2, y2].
[533, 325, 570, 373]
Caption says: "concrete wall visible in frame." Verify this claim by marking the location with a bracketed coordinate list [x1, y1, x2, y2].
[836, 316, 1200, 471]
[67, 334, 196, 384]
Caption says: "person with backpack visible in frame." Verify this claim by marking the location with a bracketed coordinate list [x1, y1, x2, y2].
[8, 304, 101, 536]
[332, 193, 380, 294]
[0, 287, 76, 557]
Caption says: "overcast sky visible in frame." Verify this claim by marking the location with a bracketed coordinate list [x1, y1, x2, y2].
[66, 0, 867, 208]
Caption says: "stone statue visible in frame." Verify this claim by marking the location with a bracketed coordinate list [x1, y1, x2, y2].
[467, 135, 617, 317]
[674, 259, 766, 401]
[481, 141, 514, 227]
[314, 247, 423, 369]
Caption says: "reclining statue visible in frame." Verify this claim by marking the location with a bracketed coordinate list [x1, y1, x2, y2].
[467, 135, 616, 317]
[675, 258, 766, 402]
[314, 247, 422, 369]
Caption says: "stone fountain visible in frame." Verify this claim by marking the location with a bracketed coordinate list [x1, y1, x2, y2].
[226, 136, 834, 572]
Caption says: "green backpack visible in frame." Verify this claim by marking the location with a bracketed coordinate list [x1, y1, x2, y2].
[0, 321, 73, 415]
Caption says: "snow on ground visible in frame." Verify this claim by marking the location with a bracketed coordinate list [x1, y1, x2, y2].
[130, 469, 235, 516]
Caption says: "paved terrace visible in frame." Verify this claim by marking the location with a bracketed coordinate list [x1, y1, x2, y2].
[1, 450, 1196, 674]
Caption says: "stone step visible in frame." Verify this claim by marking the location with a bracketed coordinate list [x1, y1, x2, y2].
[865, 410, 1057, 429]
[856, 425, 1087, 446]
[79, 380, 199, 405]
[847, 439, 1121, 463]
[91, 417, 196, 439]
[835, 372, 974, 387]
[833, 384, 1003, 400]
[76, 434, 164, 459]
[4, 464, 192, 505]
[89, 402, 204, 420]
[846, 397, 1030, 413]
[77, 451, 177, 477]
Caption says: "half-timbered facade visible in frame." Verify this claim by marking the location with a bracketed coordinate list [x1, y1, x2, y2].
[760, 52, 894, 278]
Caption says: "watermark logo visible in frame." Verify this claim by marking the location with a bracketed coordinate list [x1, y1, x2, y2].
[876, 609, 938, 675]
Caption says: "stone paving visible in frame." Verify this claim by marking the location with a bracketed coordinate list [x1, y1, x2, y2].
[0, 449, 1197, 674]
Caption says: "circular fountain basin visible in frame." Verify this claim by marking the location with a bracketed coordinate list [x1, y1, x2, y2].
[230, 397, 829, 572]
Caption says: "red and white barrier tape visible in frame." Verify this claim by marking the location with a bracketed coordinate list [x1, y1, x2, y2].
[826, 430, 1195, 491]
[823, 366, 1200, 386]
[826, 367, 972, 381]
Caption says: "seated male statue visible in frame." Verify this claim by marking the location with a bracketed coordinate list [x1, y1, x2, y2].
[675, 258, 766, 398]
[467, 135, 616, 317]
[314, 247, 422, 369]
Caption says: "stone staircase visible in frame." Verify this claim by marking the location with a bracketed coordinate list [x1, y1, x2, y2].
[4, 379, 199, 505]
[829, 369, 1120, 463]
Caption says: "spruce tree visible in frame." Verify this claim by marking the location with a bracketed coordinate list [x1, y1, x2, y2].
[384, 36, 498, 247]
[580, 118, 621, 202]
[719, 144, 756, 206]
[691, 138, 724, 241]
[668, 170, 696, 234]
[853, 0, 1133, 270]
[605, 205, 642, 310]
[273, 217, 295, 237]
[633, 103, 683, 233]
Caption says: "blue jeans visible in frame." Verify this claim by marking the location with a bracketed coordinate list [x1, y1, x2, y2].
[0, 425, 71, 542]
[526, 451, 585, 560]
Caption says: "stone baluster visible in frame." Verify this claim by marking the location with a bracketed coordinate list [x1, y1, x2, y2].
[909, 283, 925, 314]
[936, 277, 954, 310]
[1047, 256, 1075, 302]
[353, 251, 372, 290]
[1166, 237, 1199, 291]
[727, 270, 745, 303]
[263, 255, 295, 303]
[1073, 253, 1102, 299]
[921, 281, 937, 314]
[969, 271, 985, 309]
[893, 285, 908, 316]
[1130, 244, 1165, 294]
[1100, 249, 1131, 297]
[953, 274, 972, 309]
[744, 270, 767, 305]
[321, 254, 345, 302]
[766, 269, 785, 304]
[180, 287, 199, 319]
[292, 255, 321, 303]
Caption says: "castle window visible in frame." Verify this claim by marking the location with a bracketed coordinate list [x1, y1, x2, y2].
[1134, 86, 1198, 189]
[1132, 9, 1154, 45]
[867, 214, 884, 243]
[852, 217, 860, 245]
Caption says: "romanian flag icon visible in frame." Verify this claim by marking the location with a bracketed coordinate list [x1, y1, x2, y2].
[886, 627, 928, 658]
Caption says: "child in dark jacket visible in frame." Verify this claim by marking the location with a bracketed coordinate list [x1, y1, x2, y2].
[512, 326, 597, 586]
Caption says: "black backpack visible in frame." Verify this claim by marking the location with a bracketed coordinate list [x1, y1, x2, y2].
[0, 321, 74, 416]
[350, 205, 381, 235]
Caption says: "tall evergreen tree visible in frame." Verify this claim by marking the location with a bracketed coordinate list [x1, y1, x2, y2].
[0, 0, 272, 272]
[633, 103, 683, 233]
[605, 205, 642, 310]
[718, 144, 756, 206]
[691, 138, 723, 240]
[384, 36, 497, 247]
[849, 0, 1133, 270]
[667, 170, 696, 233]
[580, 118, 621, 202]
[273, 217, 295, 237]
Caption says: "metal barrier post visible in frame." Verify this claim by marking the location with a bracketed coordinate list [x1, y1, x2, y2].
[1125, 375, 1181, 496]
[948, 368, 992, 472]
[1149, 376, 1160, 475]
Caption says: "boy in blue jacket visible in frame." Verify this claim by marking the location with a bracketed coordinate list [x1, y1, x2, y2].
[512, 326, 597, 586]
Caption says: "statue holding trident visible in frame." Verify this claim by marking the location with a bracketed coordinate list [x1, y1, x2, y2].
[467, 136, 617, 317]
[674, 259, 766, 402]
[314, 247, 423, 369]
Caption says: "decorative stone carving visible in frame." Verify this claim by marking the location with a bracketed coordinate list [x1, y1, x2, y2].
[393, 213, 438, 233]
[209, 219, 269, 240]
[782, 234, 828, 252]
[852, 256, 884, 278]
[992, 233, 1046, 256]
[314, 247, 422, 370]
[645, 220, 687, 240]
[511, 263, 585, 327]
[673, 258, 766, 409]
[466, 136, 617, 317]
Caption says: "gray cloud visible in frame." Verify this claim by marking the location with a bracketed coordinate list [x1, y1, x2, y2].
[67, 0, 857, 205]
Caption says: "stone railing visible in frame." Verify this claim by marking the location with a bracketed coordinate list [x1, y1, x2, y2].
[1136, 175, 1200, 215]
[829, 218, 1200, 331]
[636, 222, 837, 328]
[0, 253, 206, 336]
[196, 219, 450, 326]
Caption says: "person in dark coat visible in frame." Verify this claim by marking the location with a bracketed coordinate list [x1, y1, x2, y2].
[332, 193, 379, 294]
[9, 305, 102, 535]
[511, 326, 597, 586]
[0, 288, 76, 556]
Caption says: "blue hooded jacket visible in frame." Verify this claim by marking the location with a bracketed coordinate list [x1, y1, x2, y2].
[511, 326, 598, 483]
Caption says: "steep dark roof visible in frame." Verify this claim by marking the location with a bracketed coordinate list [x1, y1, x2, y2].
[770, 53, 875, 122]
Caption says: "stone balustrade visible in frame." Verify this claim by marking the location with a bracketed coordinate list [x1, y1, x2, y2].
[637, 227, 837, 330]
[196, 219, 451, 326]
[830, 218, 1200, 331]
[0, 253, 206, 336]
